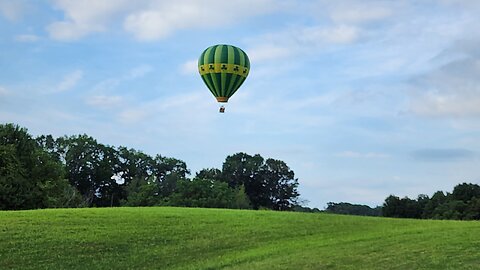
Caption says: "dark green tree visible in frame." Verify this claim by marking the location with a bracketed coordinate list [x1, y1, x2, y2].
[117, 147, 154, 186]
[232, 185, 251, 209]
[222, 153, 266, 209]
[422, 191, 447, 219]
[326, 202, 381, 216]
[122, 176, 159, 206]
[432, 200, 467, 220]
[451, 183, 480, 203]
[383, 195, 424, 218]
[0, 144, 28, 209]
[196, 168, 223, 181]
[221, 153, 299, 210]
[167, 178, 236, 208]
[261, 158, 299, 210]
[56, 135, 122, 206]
[0, 124, 73, 210]
[382, 195, 401, 217]
[464, 197, 480, 220]
[151, 155, 189, 198]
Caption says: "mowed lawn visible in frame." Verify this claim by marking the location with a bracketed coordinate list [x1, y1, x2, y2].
[1, 207, 479, 269]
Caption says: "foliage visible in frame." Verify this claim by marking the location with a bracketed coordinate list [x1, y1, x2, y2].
[121, 176, 160, 207]
[167, 178, 236, 208]
[232, 184, 252, 209]
[0, 124, 79, 210]
[326, 202, 381, 216]
[383, 183, 480, 220]
[222, 152, 299, 210]
[195, 168, 223, 182]
[3, 123, 299, 211]
[39, 134, 189, 207]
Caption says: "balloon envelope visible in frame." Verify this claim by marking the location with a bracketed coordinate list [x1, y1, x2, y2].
[198, 44, 250, 103]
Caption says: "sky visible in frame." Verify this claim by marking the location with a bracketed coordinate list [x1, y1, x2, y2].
[1, 0, 480, 209]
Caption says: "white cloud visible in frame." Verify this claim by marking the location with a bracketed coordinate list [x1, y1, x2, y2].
[335, 151, 390, 159]
[408, 40, 480, 118]
[299, 24, 361, 44]
[123, 0, 279, 41]
[246, 24, 362, 65]
[180, 60, 198, 75]
[56, 70, 83, 92]
[47, 21, 101, 41]
[117, 91, 212, 127]
[87, 95, 123, 109]
[123, 10, 173, 41]
[410, 92, 480, 118]
[118, 108, 149, 123]
[248, 44, 292, 63]
[126, 64, 153, 79]
[0, 0, 26, 21]
[14, 34, 40, 42]
[329, 3, 392, 24]
[47, 0, 280, 41]
[47, 0, 130, 41]
[91, 65, 153, 93]
[0, 86, 9, 96]
[439, 0, 480, 9]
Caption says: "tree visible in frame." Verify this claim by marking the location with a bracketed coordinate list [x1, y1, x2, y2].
[382, 195, 401, 217]
[221, 153, 299, 210]
[167, 178, 237, 208]
[422, 191, 447, 219]
[196, 168, 223, 181]
[464, 197, 480, 220]
[384, 183, 480, 220]
[151, 155, 190, 198]
[432, 200, 467, 220]
[0, 144, 28, 209]
[261, 158, 299, 210]
[0, 124, 74, 210]
[326, 202, 381, 216]
[56, 135, 122, 206]
[451, 183, 480, 203]
[382, 195, 424, 218]
[116, 147, 154, 186]
[122, 176, 160, 206]
[222, 153, 266, 209]
[232, 185, 251, 209]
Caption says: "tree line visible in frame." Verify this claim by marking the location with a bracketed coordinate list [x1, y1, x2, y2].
[382, 183, 480, 220]
[325, 202, 382, 216]
[0, 123, 300, 211]
[319, 184, 480, 220]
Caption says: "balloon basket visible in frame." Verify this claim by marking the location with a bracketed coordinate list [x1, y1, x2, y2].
[219, 105, 225, 113]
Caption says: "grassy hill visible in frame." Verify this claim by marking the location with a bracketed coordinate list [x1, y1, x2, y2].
[1, 207, 479, 269]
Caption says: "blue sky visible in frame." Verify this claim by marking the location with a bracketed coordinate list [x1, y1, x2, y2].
[1, 0, 480, 208]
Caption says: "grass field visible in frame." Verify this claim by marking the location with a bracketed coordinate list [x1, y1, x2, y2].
[1, 207, 479, 269]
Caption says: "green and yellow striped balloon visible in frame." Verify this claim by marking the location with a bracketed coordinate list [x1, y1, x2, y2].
[198, 44, 250, 103]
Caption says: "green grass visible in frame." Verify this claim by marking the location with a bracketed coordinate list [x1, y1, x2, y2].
[1, 207, 479, 269]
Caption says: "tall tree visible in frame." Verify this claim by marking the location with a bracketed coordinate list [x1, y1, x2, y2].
[151, 155, 189, 198]
[222, 153, 299, 210]
[382, 195, 401, 217]
[167, 178, 241, 209]
[0, 124, 70, 210]
[56, 135, 122, 206]
[422, 191, 447, 219]
[451, 183, 480, 203]
[196, 168, 223, 181]
[261, 158, 299, 210]
[116, 147, 154, 186]
[222, 153, 266, 209]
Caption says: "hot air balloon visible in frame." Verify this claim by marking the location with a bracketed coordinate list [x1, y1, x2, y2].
[198, 44, 250, 113]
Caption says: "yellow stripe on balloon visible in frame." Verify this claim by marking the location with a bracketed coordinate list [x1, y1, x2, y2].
[198, 63, 249, 77]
